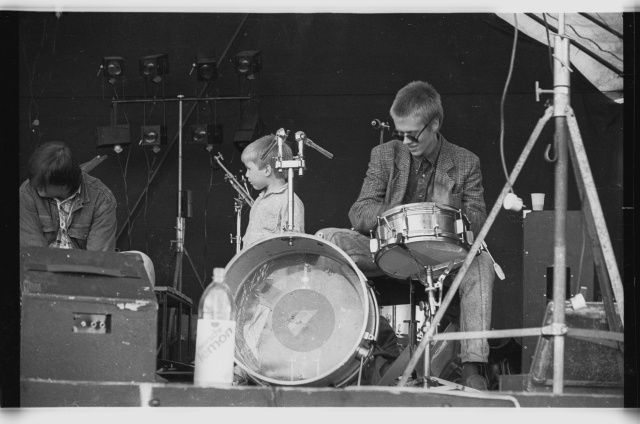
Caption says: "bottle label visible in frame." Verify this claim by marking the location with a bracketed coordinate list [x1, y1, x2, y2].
[194, 319, 236, 386]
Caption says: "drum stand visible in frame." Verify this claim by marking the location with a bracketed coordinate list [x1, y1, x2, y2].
[378, 262, 453, 386]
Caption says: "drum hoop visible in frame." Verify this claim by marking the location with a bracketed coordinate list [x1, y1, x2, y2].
[374, 203, 462, 233]
[379, 231, 466, 243]
[382, 202, 460, 217]
[226, 233, 373, 386]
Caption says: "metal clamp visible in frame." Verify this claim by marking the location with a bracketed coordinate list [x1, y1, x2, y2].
[541, 323, 568, 336]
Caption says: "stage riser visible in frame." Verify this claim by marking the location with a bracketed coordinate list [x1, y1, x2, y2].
[20, 379, 623, 408]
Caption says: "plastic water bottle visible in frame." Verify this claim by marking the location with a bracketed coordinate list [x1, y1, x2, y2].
[193, 267, 236, 386]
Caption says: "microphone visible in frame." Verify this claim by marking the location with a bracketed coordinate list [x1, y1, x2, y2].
[295, 132, 334, 159]
[371, 119, 389, 130]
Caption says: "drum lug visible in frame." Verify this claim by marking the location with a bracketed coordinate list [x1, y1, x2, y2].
[355, 345, 372, 360]
[369, 237, 379, 256]
[363, 331, 375, 341]
[466, 230, 475, 244]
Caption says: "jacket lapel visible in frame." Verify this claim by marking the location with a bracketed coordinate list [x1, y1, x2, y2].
[432, 136, 457, 206]
[390, 143, 411, 205]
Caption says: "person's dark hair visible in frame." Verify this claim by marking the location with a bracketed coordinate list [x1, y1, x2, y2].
[28, 142, 82, 193]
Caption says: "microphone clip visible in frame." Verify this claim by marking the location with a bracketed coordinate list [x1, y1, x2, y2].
[371, 119, 390, 130]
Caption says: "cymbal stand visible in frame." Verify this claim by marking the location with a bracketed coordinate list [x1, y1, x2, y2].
[213, 153, 254, 254]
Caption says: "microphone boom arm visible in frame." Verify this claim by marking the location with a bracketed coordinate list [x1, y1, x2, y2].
[214, 153, 254, 207]
[295, 132, 334, 159]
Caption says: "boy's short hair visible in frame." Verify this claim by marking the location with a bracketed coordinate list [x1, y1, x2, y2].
[241, 134, 293, 180]
[28, 141, 82, 193]
[390, 81, 444, 130]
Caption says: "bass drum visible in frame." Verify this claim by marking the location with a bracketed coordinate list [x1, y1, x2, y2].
[225, 234, 379, 387]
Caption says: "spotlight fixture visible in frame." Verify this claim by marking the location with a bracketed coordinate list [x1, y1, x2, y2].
[233, 114, 263, 152]
[195, 56, 217, 81]
[102, 56, 124, 79]
[97, 125, 131, 147]
[234, 51, 262, 79]
[140, 125, 167, 147]
[190, 124, 223, 144]
[97, 125, 131, 153]
[139, 54, 169, 82]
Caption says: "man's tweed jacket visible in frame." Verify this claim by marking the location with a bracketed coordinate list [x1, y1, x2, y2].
[348, 134, 487, 236]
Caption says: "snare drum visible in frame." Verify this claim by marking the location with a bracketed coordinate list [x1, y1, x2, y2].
[225, 234, 379, 387]
[373, 202, 471, 280]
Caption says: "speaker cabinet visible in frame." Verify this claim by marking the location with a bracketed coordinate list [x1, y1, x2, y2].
[522, 211, 594, 372]
[20, 247, 157, 383]
[529, 301, 623, 392]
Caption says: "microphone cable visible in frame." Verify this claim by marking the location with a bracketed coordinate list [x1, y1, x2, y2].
[499, 14, 519, 193]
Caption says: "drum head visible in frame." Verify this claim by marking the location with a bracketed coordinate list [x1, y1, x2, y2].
[225, 234, 374, 386]
[376, 240, 468, 279]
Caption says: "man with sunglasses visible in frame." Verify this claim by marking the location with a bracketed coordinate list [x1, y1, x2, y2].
[317, 81, 495, 390]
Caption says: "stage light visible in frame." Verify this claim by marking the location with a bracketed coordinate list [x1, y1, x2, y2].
[233, 114, 263, 152]
[96, 125, 131, 153]
[195, 56, 217, 81]
[190, 124, 223, 144]
[234, 51, 262, 79]
[97, 125, 131, 146]
[139, 54, 169, 82]
[140, 125, 167, 147]
[102, 56, 124, 78]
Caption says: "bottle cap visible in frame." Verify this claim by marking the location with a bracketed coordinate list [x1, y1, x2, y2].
[213, 267, 225, 282]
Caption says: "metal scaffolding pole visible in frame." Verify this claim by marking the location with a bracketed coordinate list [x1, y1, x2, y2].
[551, 13, 571, 394]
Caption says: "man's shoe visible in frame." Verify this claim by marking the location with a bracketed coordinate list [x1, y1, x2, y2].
[462, 374, 488, 390]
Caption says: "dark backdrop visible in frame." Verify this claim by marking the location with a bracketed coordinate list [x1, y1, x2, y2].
[18, 12, 625, 331]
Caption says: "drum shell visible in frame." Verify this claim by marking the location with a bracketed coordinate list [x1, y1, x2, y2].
[225, 234, 379, 387]
[374, 203, 470, 279]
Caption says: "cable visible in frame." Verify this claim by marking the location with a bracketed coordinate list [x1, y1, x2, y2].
[566, 22, 623, 63]
[117, 150, 133, 249]
[499, 14, 519, 193]
[574, 221, 587, 296]
[201, 152, 217, 283]
[23, 15, 59, 153]
[542, 14, 554, 76]
[143, 148, 158, 254]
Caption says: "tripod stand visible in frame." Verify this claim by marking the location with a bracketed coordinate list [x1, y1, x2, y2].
[397, 14, 624, 393]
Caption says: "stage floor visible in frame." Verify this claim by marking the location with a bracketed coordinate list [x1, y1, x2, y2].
[20, 377, 624, 408]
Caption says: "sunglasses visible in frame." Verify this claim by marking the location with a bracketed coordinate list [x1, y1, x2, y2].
[392, 121, 429, 143]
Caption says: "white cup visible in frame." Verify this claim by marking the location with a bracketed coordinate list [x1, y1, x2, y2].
[531, 193, 545, 210]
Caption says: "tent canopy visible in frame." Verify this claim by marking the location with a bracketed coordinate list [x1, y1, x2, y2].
[497, 13, 623, 102]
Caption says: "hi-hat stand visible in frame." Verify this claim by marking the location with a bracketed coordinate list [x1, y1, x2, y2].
[396, 14, 624, 394]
